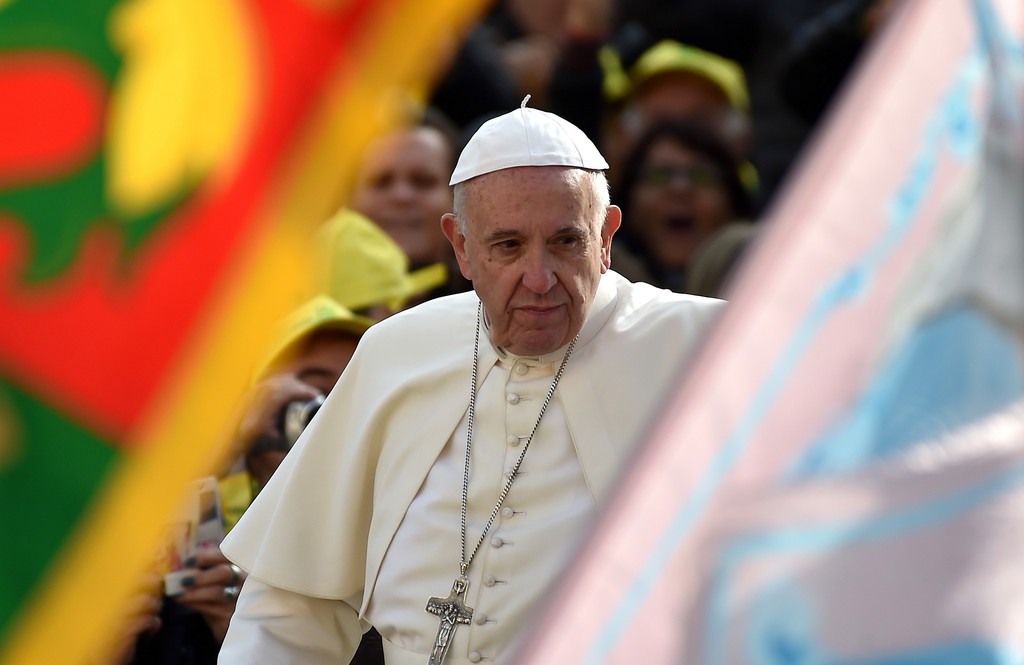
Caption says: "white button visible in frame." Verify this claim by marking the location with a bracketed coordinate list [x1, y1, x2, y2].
[475, 612, 488, 625]
[491, 536, 503, 548]
[502, 507, 514, 518]
[506, 435, 519, 445]
[506, 393, 520, 404]
[484, 575, 497, 587]
[469, 651, 482, 663]
[515, 363, 528, 375]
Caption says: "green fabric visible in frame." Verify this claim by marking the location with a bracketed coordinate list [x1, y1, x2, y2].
[0, 377, 119, 645]
[0, 0, 186, 283]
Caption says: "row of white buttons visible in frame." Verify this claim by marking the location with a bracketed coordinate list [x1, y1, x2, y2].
[477, 370, 528, 664]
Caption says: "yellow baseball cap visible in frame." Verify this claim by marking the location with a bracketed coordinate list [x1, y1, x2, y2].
[602, 40, 749, 112]
[314, 208, 448, 313]
[257, 295, 373, 379]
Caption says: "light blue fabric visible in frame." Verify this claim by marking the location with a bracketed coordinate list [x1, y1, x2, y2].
[789, 306, 1024, 480]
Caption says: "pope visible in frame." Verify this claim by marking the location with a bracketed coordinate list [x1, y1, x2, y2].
[218, 99, 724, 664]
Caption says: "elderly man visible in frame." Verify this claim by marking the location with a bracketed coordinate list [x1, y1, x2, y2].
[218, 100, 723, 664]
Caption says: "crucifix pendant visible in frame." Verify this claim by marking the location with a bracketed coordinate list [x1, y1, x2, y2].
[425, 576, 474, 665]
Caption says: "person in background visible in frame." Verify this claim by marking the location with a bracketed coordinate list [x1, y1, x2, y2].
[221, 296, 374, 525]
[600, 39, 753, 191]
[350, 107, 471, 301]
[612, 119, 753, 292]
[312, 208, 448, 321]
[612, 0, 880, 212]
[113, 298, 374, 665]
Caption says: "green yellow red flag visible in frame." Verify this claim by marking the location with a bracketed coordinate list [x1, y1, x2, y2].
[0, 0, 489, 662]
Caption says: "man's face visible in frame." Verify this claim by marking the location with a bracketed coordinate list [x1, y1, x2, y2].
[442, 167, 621, 356]
[351, 126, 454, 266]
[283, 331, 360, 395]
[631, 137, 735, 272]
[249, 331, 360, 488]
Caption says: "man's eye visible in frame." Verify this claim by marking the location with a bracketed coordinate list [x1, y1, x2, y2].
[411, 173, 440, 189]
[368, 173, 393, 189]
[494, 240, 520, 249]
[555, 235, 580, 245]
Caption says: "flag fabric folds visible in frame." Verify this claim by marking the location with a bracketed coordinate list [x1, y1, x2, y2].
[0, 0, 487, 662]
[516, 1, 1024, 663]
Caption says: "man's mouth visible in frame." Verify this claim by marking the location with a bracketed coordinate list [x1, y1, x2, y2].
[662, 214, 696, 234]
[516, 305, 562, 317]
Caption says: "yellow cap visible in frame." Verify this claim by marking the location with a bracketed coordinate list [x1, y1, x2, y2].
[314, 208, 448, 313]
[602, 40, 749, 112]
[257, 295, 373, 379]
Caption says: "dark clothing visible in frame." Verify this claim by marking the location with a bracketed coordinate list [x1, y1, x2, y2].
[129, 598, 385, 665]
[129, 600, 218, 665]
[430, 25, 522, 136]
[778, 0, 878, 125]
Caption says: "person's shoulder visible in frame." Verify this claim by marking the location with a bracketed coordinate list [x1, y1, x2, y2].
[358, 291, 479, 348]
[612, 271, 725, 317]
[596, 271, 726, 346]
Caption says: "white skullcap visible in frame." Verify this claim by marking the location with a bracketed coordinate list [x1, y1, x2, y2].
[449, 96, 609, 185]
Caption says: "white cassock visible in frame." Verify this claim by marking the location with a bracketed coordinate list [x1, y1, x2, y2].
[219, 271, 723, 664]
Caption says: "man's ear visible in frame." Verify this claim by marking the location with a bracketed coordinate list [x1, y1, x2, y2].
[600, 205, 622, 272]
[441, 213, 473, 280]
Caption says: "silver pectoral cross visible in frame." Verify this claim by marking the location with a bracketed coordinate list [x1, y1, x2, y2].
[425, 576, 474, 665]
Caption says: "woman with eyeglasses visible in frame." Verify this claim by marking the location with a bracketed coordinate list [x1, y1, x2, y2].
[611, 118, 755, 293]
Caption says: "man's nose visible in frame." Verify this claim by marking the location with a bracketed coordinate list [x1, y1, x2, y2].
[387, 179, 417, 202]
[522, 250, 557, 294]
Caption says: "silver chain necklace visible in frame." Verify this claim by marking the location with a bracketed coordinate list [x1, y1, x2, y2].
[425, 302, 578, 665]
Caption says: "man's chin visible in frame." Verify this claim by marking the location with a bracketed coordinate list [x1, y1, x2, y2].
[504, 330, 573, 357]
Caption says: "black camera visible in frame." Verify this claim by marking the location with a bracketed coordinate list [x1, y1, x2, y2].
[280, 394, 326, 445]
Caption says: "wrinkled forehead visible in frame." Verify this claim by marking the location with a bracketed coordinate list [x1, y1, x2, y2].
[457, 166, 602, 223]
[470, 165, 580, 192]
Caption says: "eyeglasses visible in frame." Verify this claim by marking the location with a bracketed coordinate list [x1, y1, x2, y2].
[640, 163, 723, 189]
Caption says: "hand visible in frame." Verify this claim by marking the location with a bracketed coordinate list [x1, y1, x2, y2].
[106, 574, 163, 664]
[175, 546, 247, 643]
[236, 373, 322, 442]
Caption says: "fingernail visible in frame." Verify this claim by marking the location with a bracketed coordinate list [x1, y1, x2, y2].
[183, 556, 197, 567]
[181, 577, 196, 587]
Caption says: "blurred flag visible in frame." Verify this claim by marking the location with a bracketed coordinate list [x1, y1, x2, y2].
[0, 0, 487, 662]
[516, 0, 1024, 663]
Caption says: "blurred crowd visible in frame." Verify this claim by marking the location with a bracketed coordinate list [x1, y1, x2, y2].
[109, 0, 897, 662]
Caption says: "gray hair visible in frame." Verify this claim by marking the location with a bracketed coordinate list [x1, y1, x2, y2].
[452, 168, 611, 235]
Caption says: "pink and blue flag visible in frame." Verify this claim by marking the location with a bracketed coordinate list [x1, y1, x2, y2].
[517, 0, 1024, 662]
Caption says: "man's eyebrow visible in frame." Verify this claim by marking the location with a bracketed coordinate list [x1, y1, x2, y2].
[484, 228, 522, 242]
[555, 225, 586, 235]
[553, 225, 588, 239]
[297, 367, 333, 381]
